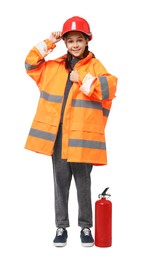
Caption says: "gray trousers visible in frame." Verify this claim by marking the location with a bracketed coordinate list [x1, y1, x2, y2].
[52, 124, 93, 228]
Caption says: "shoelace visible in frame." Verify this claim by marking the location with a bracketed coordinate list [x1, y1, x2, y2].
[56, 228, 65, 236]
[82, 228, 90, 236]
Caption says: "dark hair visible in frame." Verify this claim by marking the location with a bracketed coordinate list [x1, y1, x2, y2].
[64, 32, 90, 72]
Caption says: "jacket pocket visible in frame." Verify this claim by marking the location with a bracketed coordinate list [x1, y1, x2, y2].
[70, 121, 104, 133]
[34, 112, 58, 126]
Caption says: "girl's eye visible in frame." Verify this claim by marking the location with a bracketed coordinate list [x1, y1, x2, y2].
[67, 39, 83, 44]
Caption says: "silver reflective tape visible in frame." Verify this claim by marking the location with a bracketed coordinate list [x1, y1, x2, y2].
[40, 91, 62, 103]
[72, 99, 102, 110]
[98, 76, 109, 100]
[69, 139, 106, 150]
[25, 59, 45, 70]
[103, 108, 110, 117]
[29, 128, 56, 141]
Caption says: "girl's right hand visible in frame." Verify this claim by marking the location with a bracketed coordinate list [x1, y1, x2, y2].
[49, 31, 62, 43]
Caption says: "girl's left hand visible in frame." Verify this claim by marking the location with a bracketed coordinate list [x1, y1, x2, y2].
[70, 70, 79, 82]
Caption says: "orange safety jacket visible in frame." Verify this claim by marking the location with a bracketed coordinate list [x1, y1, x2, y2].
[25, 39, 117, 165]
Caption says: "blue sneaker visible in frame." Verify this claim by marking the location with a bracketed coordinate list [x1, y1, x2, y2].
[53, 228, 68, 247]
[80, 228, 94, 247]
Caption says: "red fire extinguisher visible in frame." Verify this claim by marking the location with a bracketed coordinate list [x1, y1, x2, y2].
[95, 187, 112, 247]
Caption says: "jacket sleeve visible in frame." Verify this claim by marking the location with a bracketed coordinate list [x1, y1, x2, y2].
[78, 59, 118, 127]
[78, 60, 117, 101]
[25, 40, 56, 88]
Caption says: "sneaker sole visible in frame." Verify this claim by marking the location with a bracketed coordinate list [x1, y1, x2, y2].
[81, 242, 94, 247]
[53, 242, 67, 247]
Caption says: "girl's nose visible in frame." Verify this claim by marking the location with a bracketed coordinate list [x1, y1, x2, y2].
[73, 41, 78, 47]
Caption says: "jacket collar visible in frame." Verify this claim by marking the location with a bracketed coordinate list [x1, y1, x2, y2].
[54, 51, 94, 65]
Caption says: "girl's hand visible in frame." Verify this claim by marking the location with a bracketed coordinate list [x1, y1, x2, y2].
[70, 70, 79, 82]
[49, 31, 62, 43]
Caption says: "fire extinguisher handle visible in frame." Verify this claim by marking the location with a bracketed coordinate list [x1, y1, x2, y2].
[98, 187, 111, 199]
[102, 187, 110, 196]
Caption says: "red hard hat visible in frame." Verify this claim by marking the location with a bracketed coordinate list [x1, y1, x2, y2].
[61, 16, 92, 40]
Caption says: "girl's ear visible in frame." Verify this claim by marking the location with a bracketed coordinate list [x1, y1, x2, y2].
[64, 39, 67, 47]
[86, 38, 89, 45]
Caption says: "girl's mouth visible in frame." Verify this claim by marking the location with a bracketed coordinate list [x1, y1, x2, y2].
[72, 49, 81, 52]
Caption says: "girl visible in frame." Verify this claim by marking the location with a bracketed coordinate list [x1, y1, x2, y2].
[25, 16, 117, 247]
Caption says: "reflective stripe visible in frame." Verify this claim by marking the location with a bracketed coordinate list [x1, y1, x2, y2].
[72, 99, 102, 110]
[25, 59, 45, 70]
[80, 73, 96, 95]
[69, 139, 106, 150]
[103, 108, 110, 117]
[40, 91, 63, 103]
[29, 128, 56, 141]
[98, 76, 109, 99]
[36, 41, 49, 57]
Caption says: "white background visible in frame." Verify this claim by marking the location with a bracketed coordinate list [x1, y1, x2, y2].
[0, 0, 152, 259]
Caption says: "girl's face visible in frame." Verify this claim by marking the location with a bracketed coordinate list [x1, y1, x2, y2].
[64, 31, 89, 59]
